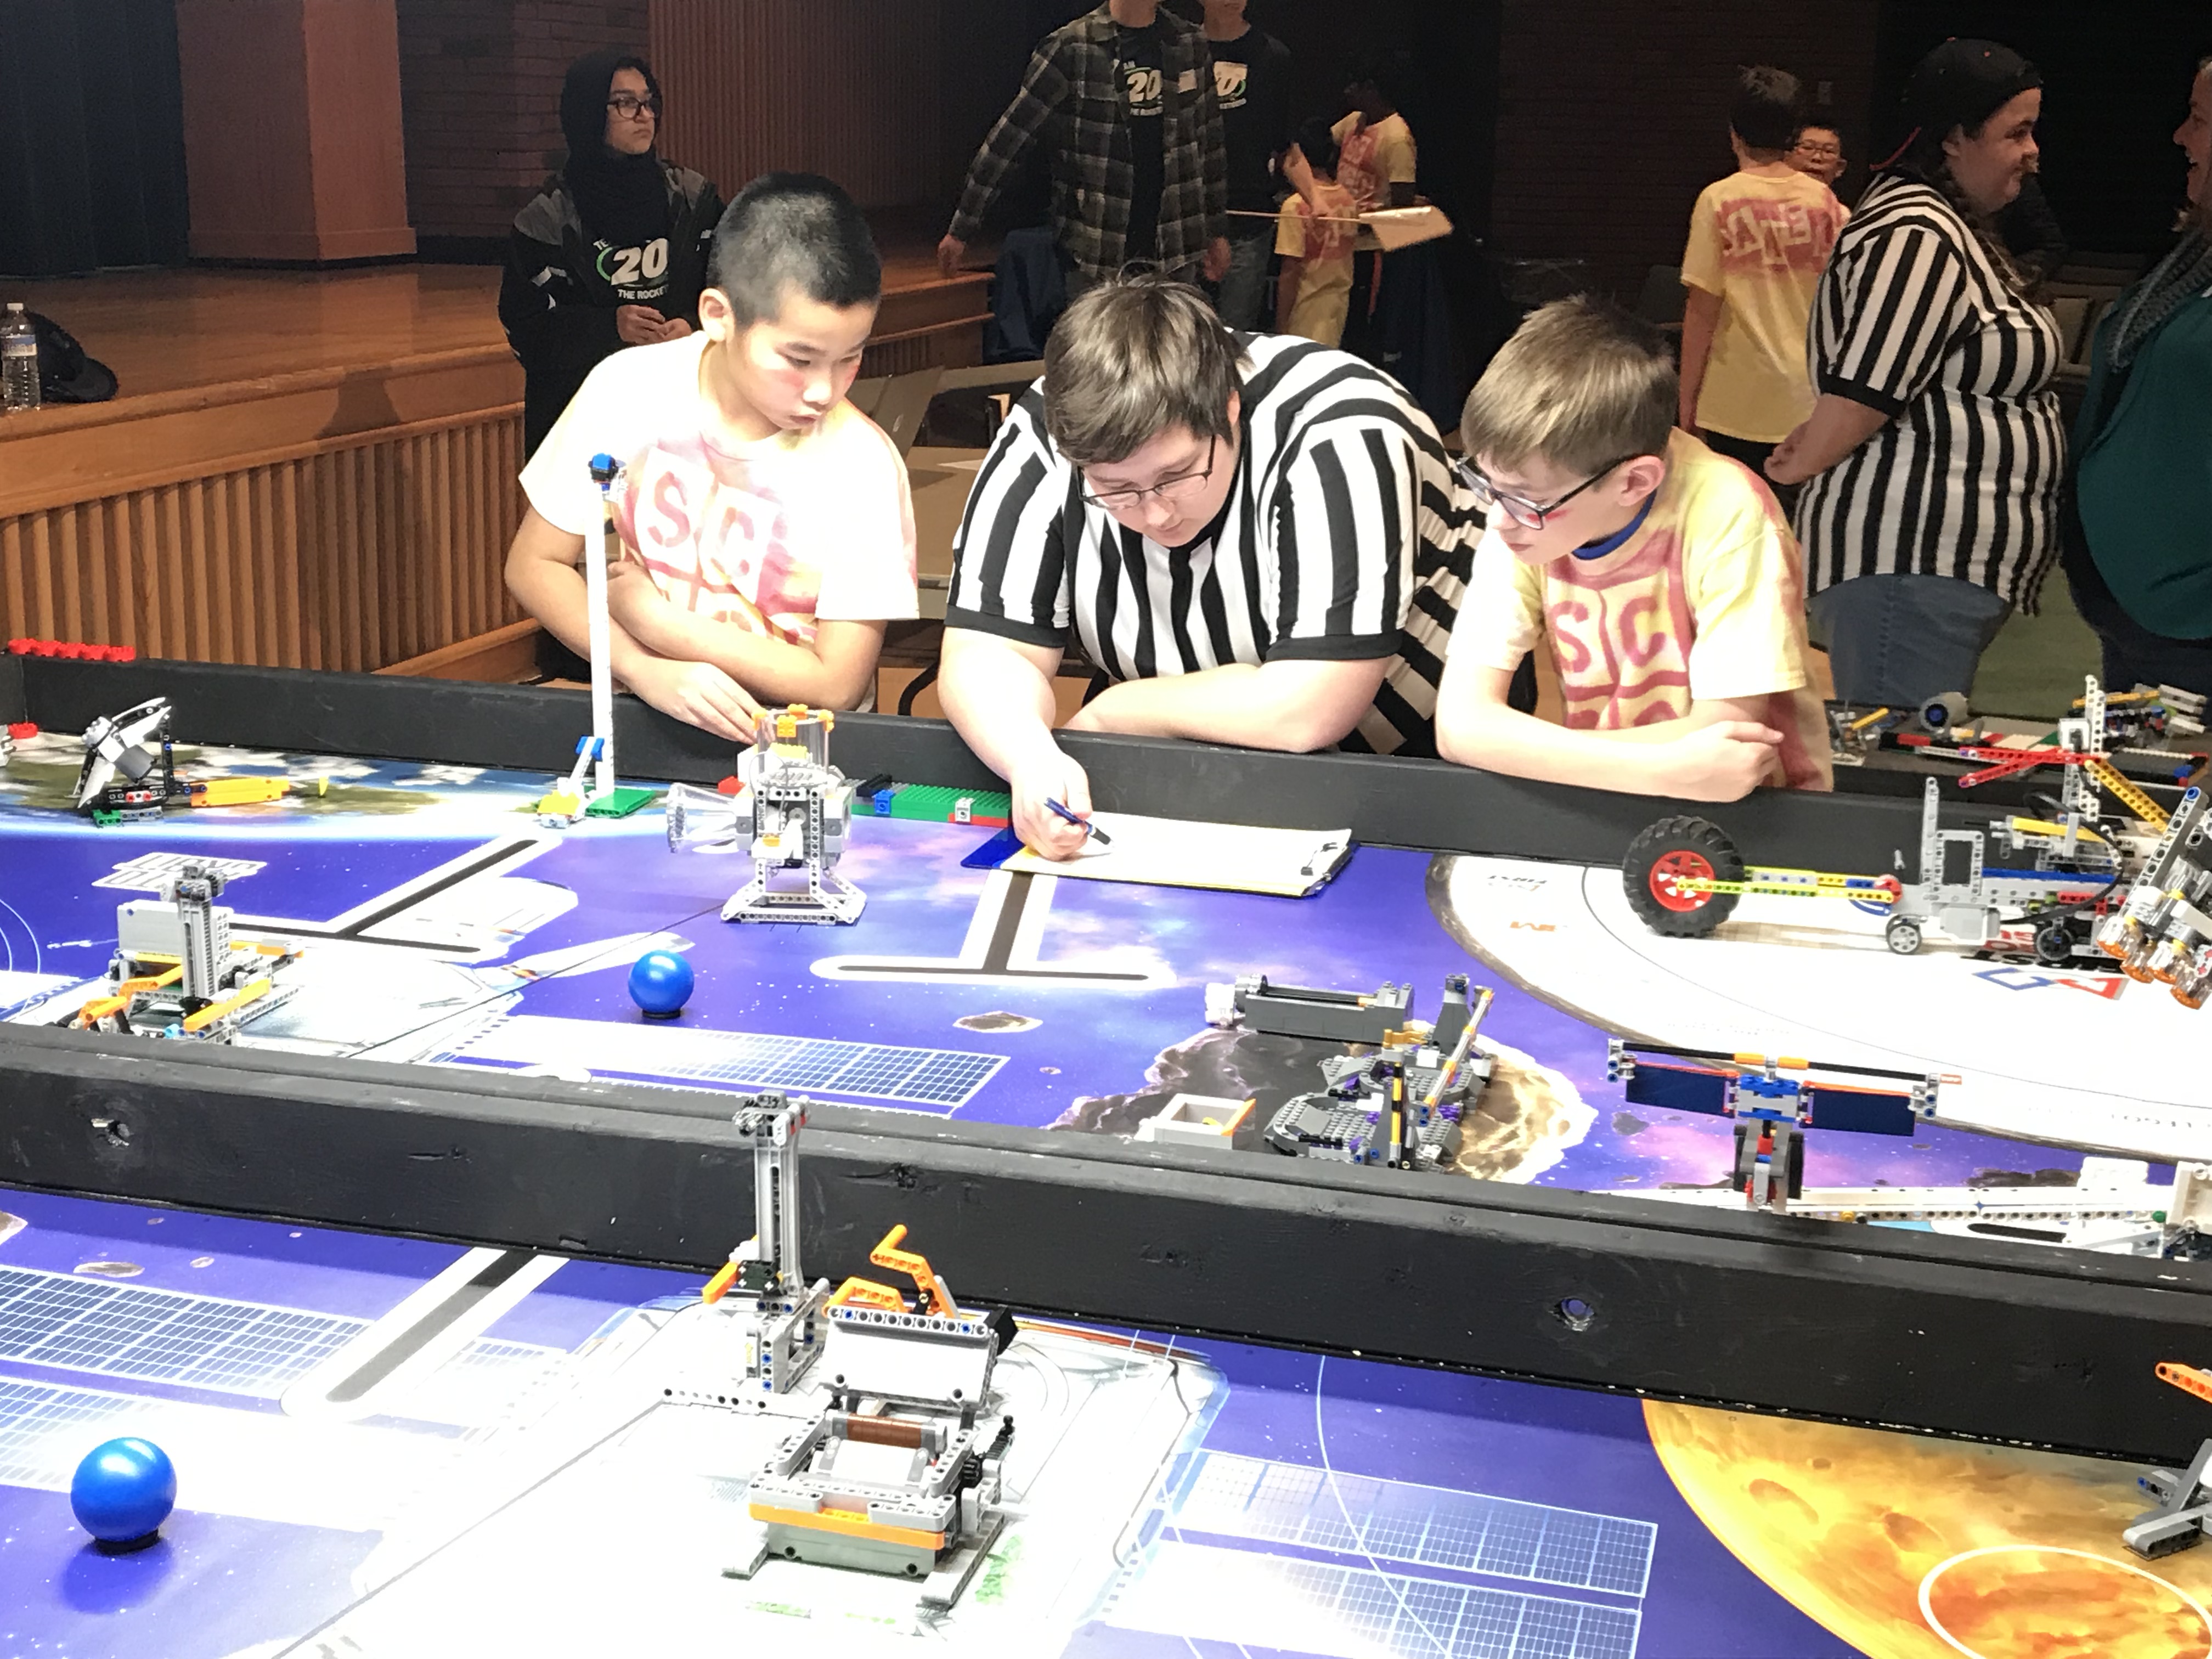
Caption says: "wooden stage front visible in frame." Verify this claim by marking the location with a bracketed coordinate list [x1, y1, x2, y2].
[0, 252, 990, 676]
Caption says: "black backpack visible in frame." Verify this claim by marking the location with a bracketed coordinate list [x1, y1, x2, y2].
[24, 311, 118, 403]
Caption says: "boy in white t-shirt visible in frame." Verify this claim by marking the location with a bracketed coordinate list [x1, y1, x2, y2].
[509, 172, 919, 741]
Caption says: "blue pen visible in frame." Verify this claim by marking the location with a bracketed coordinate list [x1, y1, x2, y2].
[1045, 798, 1113, 845]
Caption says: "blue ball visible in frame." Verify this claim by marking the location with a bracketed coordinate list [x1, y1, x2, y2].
[71, 1438, 176, 1547]
[628, 949, 695, 1019]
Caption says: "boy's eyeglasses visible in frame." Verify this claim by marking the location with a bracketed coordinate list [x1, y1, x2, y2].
[1463, 456, 1635, 529]
[1081, 437, 1218, 512]
[607, 94, 661, 119]
[1793, 141, 1841, 159]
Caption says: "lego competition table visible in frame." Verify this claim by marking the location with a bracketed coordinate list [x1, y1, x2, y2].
[8, 1179, 2212, 1659]
[5, 657, 2212, 1656]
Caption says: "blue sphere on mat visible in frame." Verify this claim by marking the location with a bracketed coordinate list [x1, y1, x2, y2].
[628, 950, 695, 1019]
[71, 1437, 176, 1547]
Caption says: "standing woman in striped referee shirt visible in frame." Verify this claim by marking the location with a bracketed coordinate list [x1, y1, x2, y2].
[1766, 41, 2064, 708]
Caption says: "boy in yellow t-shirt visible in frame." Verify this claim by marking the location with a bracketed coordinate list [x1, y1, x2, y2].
[1331, 71, 1416, 211]
[1677, 67, 1847, 498]
[1274, 118, 1359, 346]
[1436, 297, 1831, 801]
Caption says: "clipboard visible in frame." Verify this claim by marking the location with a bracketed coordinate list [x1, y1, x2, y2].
[963, 812, 1355, 898]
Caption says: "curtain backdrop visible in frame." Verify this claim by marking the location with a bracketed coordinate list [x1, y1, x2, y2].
[0, 0, 190, 277]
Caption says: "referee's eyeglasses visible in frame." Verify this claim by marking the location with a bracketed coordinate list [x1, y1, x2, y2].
[1463, 456, 1635, 530]
[1081, 437, 1217, 513]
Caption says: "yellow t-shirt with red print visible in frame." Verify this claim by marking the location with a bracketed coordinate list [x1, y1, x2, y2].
[1331, 112, 1416, 213]
[1449, 430, 1832, 789]
[520, 334, 918, 647]
[1680, 167, 1847, 443]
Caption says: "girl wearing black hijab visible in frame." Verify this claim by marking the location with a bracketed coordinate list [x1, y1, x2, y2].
[499, 50, 723, 455]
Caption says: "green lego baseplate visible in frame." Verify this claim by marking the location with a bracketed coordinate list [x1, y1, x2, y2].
[586, 786, 662, 819]
[875, 782, 1013, 827]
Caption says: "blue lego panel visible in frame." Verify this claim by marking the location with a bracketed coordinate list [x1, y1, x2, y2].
[1621, 1063, 1731, 1118]
[1804, 1085, 1919, 1137]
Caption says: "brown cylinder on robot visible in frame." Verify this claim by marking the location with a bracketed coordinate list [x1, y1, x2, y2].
[843, 1416, 928, 1448]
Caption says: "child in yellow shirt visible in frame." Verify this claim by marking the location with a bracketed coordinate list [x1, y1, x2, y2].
[1436, 297, 1832, 800]
[1678, 67, 1847, 494]
[1274, 118, 1359, 346]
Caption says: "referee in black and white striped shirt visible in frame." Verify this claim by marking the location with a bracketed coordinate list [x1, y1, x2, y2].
[938, 276, 1478, 860]
[1766, 40, 2064, 708]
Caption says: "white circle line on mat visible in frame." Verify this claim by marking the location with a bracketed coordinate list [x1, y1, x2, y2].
[1917, 1543, 2212, 1659]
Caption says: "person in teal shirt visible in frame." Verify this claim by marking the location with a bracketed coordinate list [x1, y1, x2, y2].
[2065, 57, 2212, 696]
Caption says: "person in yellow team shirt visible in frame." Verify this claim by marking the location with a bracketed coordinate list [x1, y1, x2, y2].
[1677, 66, 1848, 510]
[1274, 117, 1359, 346]
[1436, 298, 1832, 802]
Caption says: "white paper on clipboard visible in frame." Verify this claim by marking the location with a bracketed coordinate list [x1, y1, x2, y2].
[998, 813, 1354, 897]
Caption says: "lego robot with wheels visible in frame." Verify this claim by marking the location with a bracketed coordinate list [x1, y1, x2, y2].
[1624, 775, 2128, 970]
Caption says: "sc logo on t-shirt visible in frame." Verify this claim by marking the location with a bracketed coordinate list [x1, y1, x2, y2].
[1213, 60, 1250, 109]
[596, 237, 672, 300]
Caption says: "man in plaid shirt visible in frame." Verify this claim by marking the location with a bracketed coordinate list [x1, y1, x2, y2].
[937, 0, 1231, 293]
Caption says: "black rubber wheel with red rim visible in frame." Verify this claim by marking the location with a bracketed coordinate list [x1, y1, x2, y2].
[1622, 816, 1745, 937]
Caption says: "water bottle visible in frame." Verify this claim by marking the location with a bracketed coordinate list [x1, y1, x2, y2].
[1, 304, 38, 413]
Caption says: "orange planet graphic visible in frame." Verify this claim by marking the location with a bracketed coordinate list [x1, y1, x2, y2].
[1644, 1400, 2212, 1658]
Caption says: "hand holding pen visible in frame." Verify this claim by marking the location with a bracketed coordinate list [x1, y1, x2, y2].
[1045, 797, 1113, 845]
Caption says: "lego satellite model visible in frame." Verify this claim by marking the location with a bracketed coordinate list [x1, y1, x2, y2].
[1608, 1041, 1938, 1212]
[71, 697, 298, 824]
[74, 697, 179, 822]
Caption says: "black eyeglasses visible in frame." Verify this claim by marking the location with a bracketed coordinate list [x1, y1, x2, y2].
[607, 94, 660, 120]
[1463, 456, 1636, 529]
[1081, 436, 1219, 513]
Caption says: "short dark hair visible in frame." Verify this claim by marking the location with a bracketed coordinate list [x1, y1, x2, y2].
[706, 173, 882, 325]
[1042, 276, 1248, 466]
[1731, 65, 1804, 154]
[1293, 115, 1340, 178]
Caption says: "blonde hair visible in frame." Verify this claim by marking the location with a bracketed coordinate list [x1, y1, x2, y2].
[1458, 296, 1676, 477]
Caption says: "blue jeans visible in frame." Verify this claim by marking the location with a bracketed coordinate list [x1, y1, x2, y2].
[1211, 229, 1273, 330]
[1808, 573, 2012, 708]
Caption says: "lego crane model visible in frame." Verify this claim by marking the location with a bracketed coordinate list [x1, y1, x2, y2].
[689, 1094, 1016, 1610]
